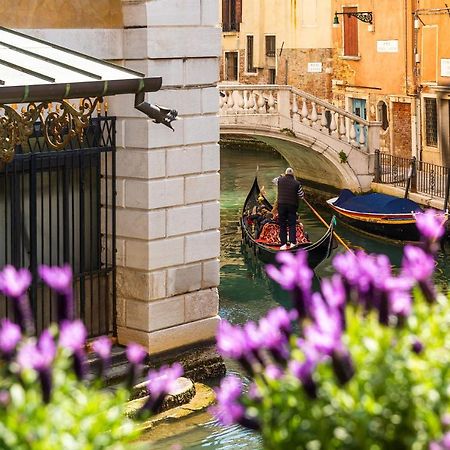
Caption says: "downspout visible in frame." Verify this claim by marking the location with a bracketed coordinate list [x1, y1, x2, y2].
[413, 0, 422, 161]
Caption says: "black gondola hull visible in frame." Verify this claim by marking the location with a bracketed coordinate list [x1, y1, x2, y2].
[240, 178, 336, 269]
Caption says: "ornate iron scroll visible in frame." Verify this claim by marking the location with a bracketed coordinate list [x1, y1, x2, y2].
[0, 97, 103, 163]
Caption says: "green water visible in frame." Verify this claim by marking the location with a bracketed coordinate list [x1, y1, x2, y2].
[148, 146, 450, 450]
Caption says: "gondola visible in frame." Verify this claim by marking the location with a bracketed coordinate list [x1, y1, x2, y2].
[327, 189, 430, 241]
[240, 177, 336, 267]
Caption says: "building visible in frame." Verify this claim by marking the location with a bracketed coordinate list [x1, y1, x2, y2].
[0, 0, 222, 365]
[220, 0, 334, 99]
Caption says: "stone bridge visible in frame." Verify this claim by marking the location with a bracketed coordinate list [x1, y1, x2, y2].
[219, 85, 383, 191]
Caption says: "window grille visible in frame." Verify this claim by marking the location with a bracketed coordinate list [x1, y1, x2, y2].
[225, 52, 239, 81]
[425, 97, 438, 147]
[246, 36, 256, 73]
[265, 36, 276, 57]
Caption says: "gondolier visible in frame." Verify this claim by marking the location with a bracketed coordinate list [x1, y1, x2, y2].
[273, 168, 305, 250]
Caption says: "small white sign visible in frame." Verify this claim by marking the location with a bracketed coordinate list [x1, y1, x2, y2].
[376, 40, 399, 53]
[441, 59, 450, 77]
[307, 62, 323, 73]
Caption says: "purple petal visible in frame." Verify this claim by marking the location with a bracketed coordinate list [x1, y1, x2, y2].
[38, 264, 72, 294]
[92, 336, 112, 360]
[415, 209, 446, 241]
[147, 363, 183, 398]
[0, 319, 21, 356]
[126, 342, 147, 365]
[0, 266, 32, 298]
[59, 320, 87, 352]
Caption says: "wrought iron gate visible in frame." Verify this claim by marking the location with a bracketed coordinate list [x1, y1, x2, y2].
[0, 115, 116, 337]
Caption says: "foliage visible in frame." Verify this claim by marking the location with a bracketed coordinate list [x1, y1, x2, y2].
[338, 150, 348, 164]
[0, 265, 183, 450]
[211, 209, 450, 449]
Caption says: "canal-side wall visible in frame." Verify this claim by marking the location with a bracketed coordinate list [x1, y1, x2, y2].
[113, 0, 222, 354]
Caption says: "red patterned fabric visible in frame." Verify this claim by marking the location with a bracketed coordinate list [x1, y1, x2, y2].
[255, 223, 310, 246]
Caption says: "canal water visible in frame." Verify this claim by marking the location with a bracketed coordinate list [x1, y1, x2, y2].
[148, 145, 450, 449]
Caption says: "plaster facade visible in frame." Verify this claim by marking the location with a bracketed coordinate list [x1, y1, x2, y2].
[7, 0, 222, 355]
[220, 0, 333, 99]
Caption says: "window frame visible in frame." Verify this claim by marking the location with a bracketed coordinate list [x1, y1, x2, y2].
[423, 96, 438, 148]
[224, 51, 239, 82]
[246, 35, 257, 74]
[265, 35, 276, 57]
[342, 7, 359, 57]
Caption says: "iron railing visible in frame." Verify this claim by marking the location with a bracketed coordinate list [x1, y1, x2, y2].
[0, 116, 116, 337]
[375, 150, 450, 199]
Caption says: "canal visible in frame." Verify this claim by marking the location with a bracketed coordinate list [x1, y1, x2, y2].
[148, 144, 450, 449]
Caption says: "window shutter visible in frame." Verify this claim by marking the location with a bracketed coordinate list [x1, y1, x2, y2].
[236, 0, 242, 30]
[222, 0, 230, 31]
[343, 7, 358, 56]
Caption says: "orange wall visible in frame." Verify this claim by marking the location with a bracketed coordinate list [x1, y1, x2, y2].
[332, 0, 414, 95]
[416, 0, 450, 87]
[0, 0, 123, 28]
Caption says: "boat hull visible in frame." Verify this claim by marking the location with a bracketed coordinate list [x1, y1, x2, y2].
[327, 198, 420, 241]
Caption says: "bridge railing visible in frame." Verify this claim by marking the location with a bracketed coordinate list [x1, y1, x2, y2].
[219, 84, 382, 154]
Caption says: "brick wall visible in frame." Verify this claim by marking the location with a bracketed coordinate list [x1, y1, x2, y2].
[219, 47, 333, 101]
[392, 102, 412, 158]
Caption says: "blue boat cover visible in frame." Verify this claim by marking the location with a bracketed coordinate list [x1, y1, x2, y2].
[333, 189, 423, 214]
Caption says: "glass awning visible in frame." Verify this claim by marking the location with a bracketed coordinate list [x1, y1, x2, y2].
[0, 26, 162, 103]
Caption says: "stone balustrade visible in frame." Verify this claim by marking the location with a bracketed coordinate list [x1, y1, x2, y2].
[219, 85, 382, 154]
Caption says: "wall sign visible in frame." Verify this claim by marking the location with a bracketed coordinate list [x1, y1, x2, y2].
[307, 62, 323, 73]
[441, 59, 450, 77]
[376, 40, 399, 53]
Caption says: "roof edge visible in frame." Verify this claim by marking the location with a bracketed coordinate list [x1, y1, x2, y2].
[0, 77, 162, 104]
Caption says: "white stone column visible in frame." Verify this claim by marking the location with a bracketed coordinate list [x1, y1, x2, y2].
[109, 0, 221, 354]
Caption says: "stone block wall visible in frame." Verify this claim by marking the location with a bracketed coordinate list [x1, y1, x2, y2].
[109, 0, 221, 354]
[392, 101, 412, 158]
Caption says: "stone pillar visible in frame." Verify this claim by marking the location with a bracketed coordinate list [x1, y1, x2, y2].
[109, 0, 221, 355]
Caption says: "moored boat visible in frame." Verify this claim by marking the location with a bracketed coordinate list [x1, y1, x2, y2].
[240, 177, 336, 267]
[327, 189, 426, 241]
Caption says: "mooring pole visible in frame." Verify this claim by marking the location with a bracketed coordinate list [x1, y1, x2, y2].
[444, 168, 450, 211]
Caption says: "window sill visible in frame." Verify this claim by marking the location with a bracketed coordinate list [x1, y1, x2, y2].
[244, 72, 258, 76]
[339, 55, 361, 61]
[223, 31, 239, 36]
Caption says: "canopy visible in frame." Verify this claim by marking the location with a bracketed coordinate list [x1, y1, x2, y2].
[334, 189, 423, 214]
[0, 26, 162, 103]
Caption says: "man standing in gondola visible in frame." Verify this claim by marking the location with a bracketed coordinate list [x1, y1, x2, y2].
[272, 167, 305, 250]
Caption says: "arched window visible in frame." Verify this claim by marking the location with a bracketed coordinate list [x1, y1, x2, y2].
[377, 101, 389, 130]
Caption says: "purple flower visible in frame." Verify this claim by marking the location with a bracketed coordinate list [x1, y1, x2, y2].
[442, 414, 450, 428]
[16, 330, 56, 403]
[0, 319, 21, 358]
[320, 275, 346, 309]
[92, 336, 112, 360]
[0, 266, 32, 298]
[125, 342, 147, 389]
[38, 264, 72, 294]
[289, 353, 318, 398]
[265, 364, 283, 380]
[267, 251, 313, 292]
[385, 276, 414, 318]
[39, 265, 74, 322]
[0, 390, 9, 407]
[210, 375, 245, 426]
[216, 320, 249, 359]
[92, 336, 112, 377]
[147, 363, 183, 399]
[442, 432, 450, 448]
[59, 320, 87, 380]
[415, 209, 446, 242]
[126, 343, 147, 365]
[411, 338, 424, 354]
[265, 307, 297, 336]
[429, 442, 442, 450]
[304, 293, 344, 356]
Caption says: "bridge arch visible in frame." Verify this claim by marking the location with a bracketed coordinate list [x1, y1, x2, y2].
[220, 126, 361, 191]
[219, 85, 382, 192]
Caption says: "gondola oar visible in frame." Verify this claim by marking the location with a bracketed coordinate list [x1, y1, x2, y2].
[303, 198, 354, 254]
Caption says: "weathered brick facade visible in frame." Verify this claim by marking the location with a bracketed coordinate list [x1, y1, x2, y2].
[219, 47, 333, 101]
[392, 102, 412, 158]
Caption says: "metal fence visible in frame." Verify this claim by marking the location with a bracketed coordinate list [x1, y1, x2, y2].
[375, 150, 450, 199]
[0, 116, 116, 337]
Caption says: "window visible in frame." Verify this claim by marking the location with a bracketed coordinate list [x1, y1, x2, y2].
[265, 35, 276, 57]
[425, 97, 438, 147]
[343, 7, 358, 57]
[268, 69, 276, 84]
[225, 52, 239, 81]
[246, 36, 256, 73]
[222, 0, 241, 32]
[377, 101, 389, 130]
